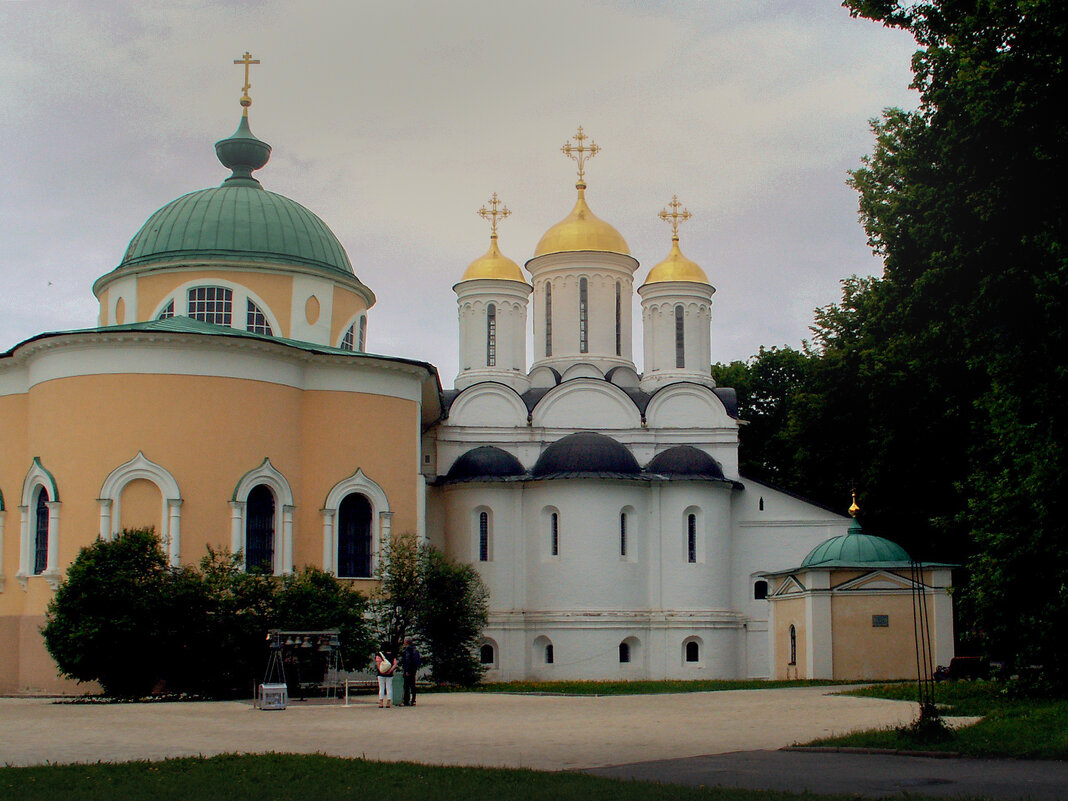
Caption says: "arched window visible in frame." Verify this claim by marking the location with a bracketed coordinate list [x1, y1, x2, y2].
[338, 493, 373, 578]
[358, 316, 367, 351]
[615, 281, 622, 356]
[478, 510, 490, 562]
[545, 282, 553, 356]
[687, 513, 697, 563]
[546, 643, 554, 664]
[579, 277, 589, 353]
[618, 641, 630, 663]
[187, 286, 232, 326]
[754, 580, 769, 600]
[157, 299, 175, 320]
[486, 303, 497, 366]
[789, 625, 797, 666]
[550, 511, 559, 557]
[244, 484, 275, 572]
[340, 323, 355, 351]
[619, 511, 627, 557]
[34, 488, 49, 575]
[685, 640, 700, 663]
[675, 305, 685, 368]
[480, 643, 496, 665]
[246, 299, 273, 335]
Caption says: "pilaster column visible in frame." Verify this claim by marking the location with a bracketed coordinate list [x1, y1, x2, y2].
[16, 506, 29, 587]
[229, 501, 244, 556]
[44, 501, 61, 589]
[320, 509, 336, 574]
[166, 498, 183, 566]
[282, 505, 295, 574]
[97, 499, 113, 540]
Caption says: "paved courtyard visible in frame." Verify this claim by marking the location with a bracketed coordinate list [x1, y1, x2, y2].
[0, 685, 911, 770]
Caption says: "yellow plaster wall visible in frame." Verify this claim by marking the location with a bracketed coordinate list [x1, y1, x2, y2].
[129, 269, 295, 335]
[831, 592, 922, 680]
[772, 597, 806, 679]
[119, 478, 163, 533]
[330, 286, 368, 348]
[0, 393, 29, 617]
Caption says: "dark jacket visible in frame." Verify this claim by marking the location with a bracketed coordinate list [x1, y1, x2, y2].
[400, 644, 421, 674]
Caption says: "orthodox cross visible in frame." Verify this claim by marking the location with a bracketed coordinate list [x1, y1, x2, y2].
[478, 193, 511, 238]
[658, 195, 692, 240]
[234, 51, 261, 108]
[561, 126, 600, 185]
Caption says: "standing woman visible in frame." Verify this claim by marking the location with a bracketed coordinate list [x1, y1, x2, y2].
[375, 649, 398, 708]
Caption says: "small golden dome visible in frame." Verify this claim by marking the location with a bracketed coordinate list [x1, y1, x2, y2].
[642, 238, 709, 285]
[533, 184, 630, 258]
[460, 235, 527, 282]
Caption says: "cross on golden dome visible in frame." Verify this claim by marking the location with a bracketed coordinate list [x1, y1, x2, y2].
[233, 51, 261, 109]
[561, 126, 600, 187]
[658, 195, 692, 241]
[477, 193, 511, 238]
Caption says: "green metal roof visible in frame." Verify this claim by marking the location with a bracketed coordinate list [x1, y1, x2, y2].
[106, 113, 355, 279]
[799, 528, 912, 568]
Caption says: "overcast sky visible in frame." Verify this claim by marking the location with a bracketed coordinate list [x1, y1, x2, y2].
[0, 0, 919, 384]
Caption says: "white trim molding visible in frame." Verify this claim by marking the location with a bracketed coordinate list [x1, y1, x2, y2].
[17, 457, 61, 589]
[231, 458, 295, 575]
[97, 451, 183, 566]
[321, 468, 391, 576]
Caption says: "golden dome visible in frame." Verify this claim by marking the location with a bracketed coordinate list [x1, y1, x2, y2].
[642, 238, 710, 285]
[460, 235, 527, 282]
[533, 184, 630, 258]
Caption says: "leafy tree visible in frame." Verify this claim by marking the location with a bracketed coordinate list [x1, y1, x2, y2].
[42, 529, 177, 697]
[371, 533, 489, 685]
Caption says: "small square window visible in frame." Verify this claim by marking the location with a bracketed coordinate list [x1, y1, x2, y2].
[872, 614, 889, 628]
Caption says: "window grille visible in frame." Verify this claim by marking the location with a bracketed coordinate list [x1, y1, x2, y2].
[579, 277, 589, 353]
[615, 281, 621, 356]
[619, 511, 627, 557]
[246, 299, 273, 335]
[479, 511, 489, 562]
[545, 283, 552, 356]
[338, 493, 373, 577]
[157, 299, 175, 320]
[340, 323, 356, 351]
[34, 488, 49, 575]
[687, 513, 697, 563]
[550, 512, 559, 556]
[675, 305, 685, 368]
[245, 484, 275, 573]
[357, 316, 366, 351]
[187, 286, 232, 326]
[486, 304, 496, 366]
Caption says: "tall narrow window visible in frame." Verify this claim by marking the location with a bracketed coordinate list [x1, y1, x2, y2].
[34, 488, 49, 575]
[479, 511, 489, 562]
[754, 580, 769, 600]
[357, 316, 366, 351]
[340, 323, 356, 351]
[187, 286, 232, 326]
[685, 640, 700, 663]
[789, 625, 797, 665]
[246, 299, 273, 335]
[545, 643, 554, 664]
[619, 641, 630, 663]
[245, 484, 275, 572]
[687, 513, 697, 563]
[338, 493, 373, 578]
[550, 512, 559, 556]
[157, 299, 175, 320]
[545, 283, 553, 356]
[615, 281, 622, 356]
[579, 277, 589, 353]
[486, 303, 497, 366]
[675, 305, 685, 368]
[619, 511, 627, 557]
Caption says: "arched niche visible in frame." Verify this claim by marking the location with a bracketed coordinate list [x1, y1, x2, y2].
[98, 451, 183, 566]
[448, 383, 528, 427]
[531, 380, 641, 429]
[645, 383, 734, 429]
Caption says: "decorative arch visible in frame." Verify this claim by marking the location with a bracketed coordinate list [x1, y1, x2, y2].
[645, 383, 733, 429]
[619, 635, 641, 666]
[98, 451, 183, 566]
[321, 467, 391, 577]
[448, 383, 528, 427]
[17, 458, 61, 588]
[531, 380, 642, 429]
[230, 458, 295, 575]
[533, 635, 554, 667]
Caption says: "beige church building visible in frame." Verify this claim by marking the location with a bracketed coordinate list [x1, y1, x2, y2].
[0, 72, 954, 693]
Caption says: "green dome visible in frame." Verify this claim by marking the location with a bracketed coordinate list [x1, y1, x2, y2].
[113, 113, 354, 278]
[800, 527, 912, 568]
[119, 185, 354, 276]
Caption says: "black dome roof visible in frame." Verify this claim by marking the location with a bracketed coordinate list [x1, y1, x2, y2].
[646, 446, 725, 479]
[533, 432, 640, 477]
[445, 446, 525, 482]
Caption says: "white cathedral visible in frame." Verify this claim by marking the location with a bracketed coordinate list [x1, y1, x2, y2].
[9, 66, 951, 694]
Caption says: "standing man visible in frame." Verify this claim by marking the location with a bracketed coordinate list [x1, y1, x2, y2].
[400, 636, 421, 707]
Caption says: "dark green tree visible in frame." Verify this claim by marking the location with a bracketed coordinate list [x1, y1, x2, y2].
[276, 566, 372, 671]
[42, 529, 177, 698]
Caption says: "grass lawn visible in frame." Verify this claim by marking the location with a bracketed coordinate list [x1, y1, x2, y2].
[0, 753, 986, 801]
[806, 681, 1068, 760]
[462, 678, 845, 695]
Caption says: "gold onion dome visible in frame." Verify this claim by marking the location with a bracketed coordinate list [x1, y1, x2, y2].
[533, 126, 630, 258]
[643, 195, 709, 285]
[461, 236, 526, 282]
[461, 193, 527, 283]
